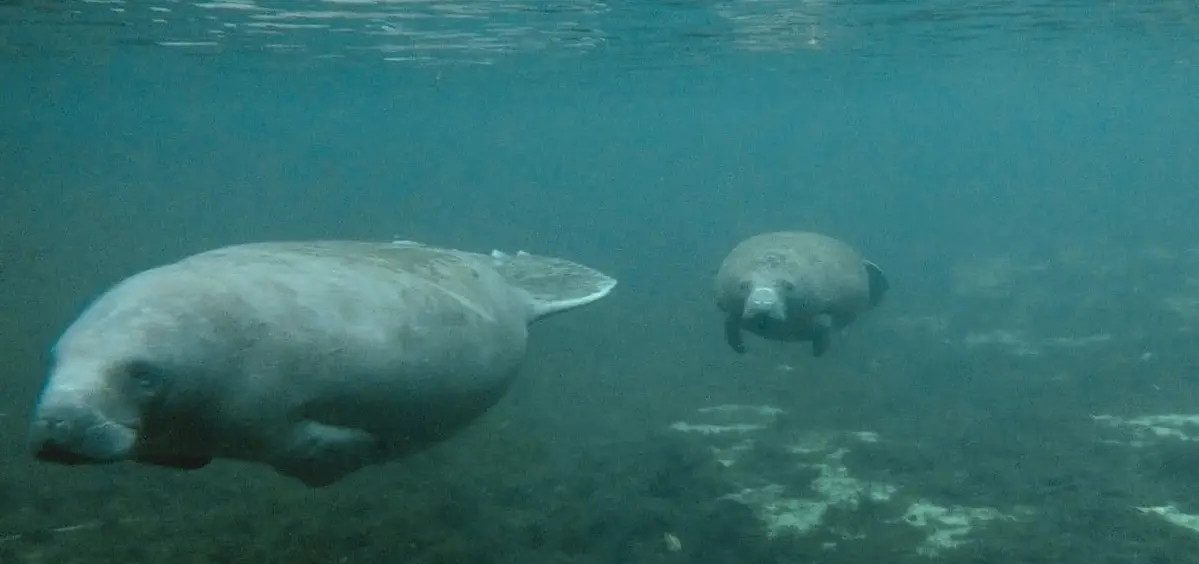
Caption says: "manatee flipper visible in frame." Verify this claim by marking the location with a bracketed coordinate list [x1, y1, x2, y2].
[137, 454, 212, 470]
[273, 421, 382, 488]
[864, 260, 889, 308]
[724, 314, 746, 354]
[811, 314, 834, 357]
[490, 250, 618, 322]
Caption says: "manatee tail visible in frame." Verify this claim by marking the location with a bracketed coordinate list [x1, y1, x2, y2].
[490, 250, 618, 322]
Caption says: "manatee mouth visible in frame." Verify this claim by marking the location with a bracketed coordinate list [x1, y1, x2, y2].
[35, 442, 103, 465]
[28, 406, 138, 466]
[743, 287, 786, 323]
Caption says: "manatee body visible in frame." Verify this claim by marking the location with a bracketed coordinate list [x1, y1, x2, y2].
[27, 240, 617, 487]
[714, 231, 888, 357]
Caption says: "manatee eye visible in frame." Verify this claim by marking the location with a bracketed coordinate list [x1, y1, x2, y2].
[126, 360, 166, 401]
[779, 280, 796, 293]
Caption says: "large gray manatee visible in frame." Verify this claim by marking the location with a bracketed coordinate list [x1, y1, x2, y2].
[714, 231, 888, 357]
[27, 240, 617, 487]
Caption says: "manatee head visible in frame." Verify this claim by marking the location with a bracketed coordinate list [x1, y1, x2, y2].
[29, 354, 157, 465]
[741, 274, 792, 324]
[28, 280, 215, 472]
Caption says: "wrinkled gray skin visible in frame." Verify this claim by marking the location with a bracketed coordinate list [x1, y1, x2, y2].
[714, 231, 888, 357]
[27, 240, 617, 487]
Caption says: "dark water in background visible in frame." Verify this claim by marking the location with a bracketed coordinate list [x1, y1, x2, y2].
[3, 1, 1199, 562]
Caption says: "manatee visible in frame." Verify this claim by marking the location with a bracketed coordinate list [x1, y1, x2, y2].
[27, 240, 617, 487]
[714, 231, 887, 357]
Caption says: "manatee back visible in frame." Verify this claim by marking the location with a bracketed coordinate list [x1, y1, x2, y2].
[188, 241, 515, 307]
[58, 240, 533, 380]
[188, 241, 618, 323]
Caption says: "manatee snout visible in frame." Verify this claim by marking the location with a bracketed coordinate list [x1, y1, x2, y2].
[743, 286, 785, 324]
[28, 400, 137, 465]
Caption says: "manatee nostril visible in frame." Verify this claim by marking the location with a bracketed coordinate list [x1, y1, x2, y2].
[31, 417, 72, 443]
[29, 415, 95, 465]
